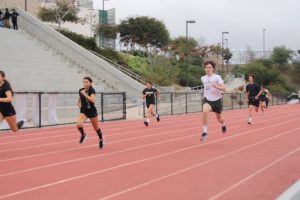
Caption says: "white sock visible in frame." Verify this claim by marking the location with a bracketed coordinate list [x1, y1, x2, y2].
[203, 125, 208, 133]
[222, 121, 226, 127]
[248, 118, 252, 122]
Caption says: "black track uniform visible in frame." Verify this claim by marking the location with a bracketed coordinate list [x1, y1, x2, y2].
[0, 82, 16, 117]
[79, 87, 97, 118]
[143, 87, 157, 108]
[246, 83, 261, 107]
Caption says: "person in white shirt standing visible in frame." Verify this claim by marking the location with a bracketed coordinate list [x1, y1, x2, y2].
[200, 61, 227, 141]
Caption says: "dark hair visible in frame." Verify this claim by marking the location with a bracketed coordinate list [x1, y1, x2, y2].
[204, 61, 216, 71]
[83, 76, 93, 83]
[248, 74, 255, 79]
[0, 70, 13, 94]
[146, 81, 152, 85]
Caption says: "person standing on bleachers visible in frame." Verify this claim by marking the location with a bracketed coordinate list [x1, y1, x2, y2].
[0, 10, 3, 28]
[11, 9, 19, 30]
[2, 8, 11, 29]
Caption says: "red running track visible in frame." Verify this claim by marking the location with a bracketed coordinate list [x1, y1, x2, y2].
[0, 105, 300, 200]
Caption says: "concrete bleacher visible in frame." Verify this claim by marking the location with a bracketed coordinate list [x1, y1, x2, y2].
[0, 7, 144, 93]
[0, 28, 97, 91]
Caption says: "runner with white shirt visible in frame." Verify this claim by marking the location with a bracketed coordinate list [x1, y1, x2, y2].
[200, 61, 227, 141]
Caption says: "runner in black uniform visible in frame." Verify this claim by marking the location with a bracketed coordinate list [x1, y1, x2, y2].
[0, 71, 24, 132]
[142, 81, 160, 126]
[246, 74, 263, 125]
[77, 77, 103, 149]
[259, 85, 268, 113]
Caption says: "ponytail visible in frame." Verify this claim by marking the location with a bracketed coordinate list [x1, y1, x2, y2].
[0, 70, 14, 95]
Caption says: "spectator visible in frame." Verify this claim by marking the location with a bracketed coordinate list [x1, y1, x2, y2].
[11, 9, 19, 30]
[2, 8, 11, 29]
[0, 10, 3, 28]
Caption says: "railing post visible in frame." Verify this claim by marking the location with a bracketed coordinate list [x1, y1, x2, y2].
[38, 92, 42, 128]
[171, 93, 173, 115]
[231, 93, 234, 110]
[185, 93, 188, 114]
[239, 93, 242, 109]
[143, 101, 146, 118]
[155, 92, 158, 114]
[123, 92, 126, 120]
[101, 93, 104, 122]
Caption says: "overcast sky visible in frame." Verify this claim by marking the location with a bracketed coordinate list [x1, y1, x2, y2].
[93, 0, 299, 52]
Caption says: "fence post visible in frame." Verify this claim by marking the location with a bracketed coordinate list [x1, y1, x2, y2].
[239, 93, 242, 109]
[101, 93, 104, 122]
[231, 93, 234, 110]
[123, 92, 126, 120]
[155, 92, 158, 114]
[142, 101, 146, 118]
[39, 92, 42, 128]
[185, 93, 188, 114]
[171, 93, 173, 115]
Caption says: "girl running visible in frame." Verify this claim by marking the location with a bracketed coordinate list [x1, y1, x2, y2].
[77, 77, 104, 149]
[0, 71, 24, 132]
[142, 81, 160, 126]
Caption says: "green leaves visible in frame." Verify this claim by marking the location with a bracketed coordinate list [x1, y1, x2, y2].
[37, 0, 79, 27]
[118, 16, 170, 49]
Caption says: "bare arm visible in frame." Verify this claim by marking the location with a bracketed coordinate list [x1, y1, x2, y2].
[255, 88, 263, 100]
[0, 91, 13, 103]
[212, 83, 226, 92]
[77, 97, 81, 107]
[80, 90, 96, 104]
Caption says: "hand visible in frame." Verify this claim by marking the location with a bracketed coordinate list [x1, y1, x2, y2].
[80, 90, 87, 97]
[255, 96, 259, 100]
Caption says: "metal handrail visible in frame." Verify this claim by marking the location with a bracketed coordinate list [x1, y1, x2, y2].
[89, 50, 146, 85]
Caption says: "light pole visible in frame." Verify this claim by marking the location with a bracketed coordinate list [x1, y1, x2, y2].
[221, 31, 229, 74]
[185, 20, 196, 64]
[25, 0, 27, 11]
[263, 28, 266, 58]
[88, 9, 93, 37]
[224, 38, 229, 73]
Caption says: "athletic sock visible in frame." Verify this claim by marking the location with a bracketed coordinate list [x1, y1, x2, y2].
[78, 127, 85, 135]
[96, 129, 103, 140]
[203, 125, 208, 133]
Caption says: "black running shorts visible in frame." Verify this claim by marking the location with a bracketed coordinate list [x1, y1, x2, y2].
[80, 107, 98, 118]
[203, 98, 223, 114]
[0, 105, 16, 117]
[248, 96, 260, 107]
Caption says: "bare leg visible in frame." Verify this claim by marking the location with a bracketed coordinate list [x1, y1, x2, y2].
[5, 115, 18, 132]
[77, 114, 87, 144]
[90, 116, 104, 149]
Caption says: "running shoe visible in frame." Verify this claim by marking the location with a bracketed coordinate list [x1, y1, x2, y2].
[222, 125, 227, 133]
[200, 132, 208, 141]
[79, 133, 87, 144]
[17, 119, 25, 129]
[156, 114, 160, 122]
[144, 121, 149, 126]
[99, 138, 104, 149]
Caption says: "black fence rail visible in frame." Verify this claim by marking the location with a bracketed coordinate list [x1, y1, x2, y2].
[0, 92, 126, 129]
[143, 92, 287, 117]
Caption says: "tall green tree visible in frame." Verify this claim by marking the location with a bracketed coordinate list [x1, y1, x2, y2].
[271, 46, 294, 70]
[118, 16, 170, 50]
[168, 36, 198, 61]
[37, 0, 80, 29]
[292, 61, 300, 84]
[177, 63, 205, 87]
